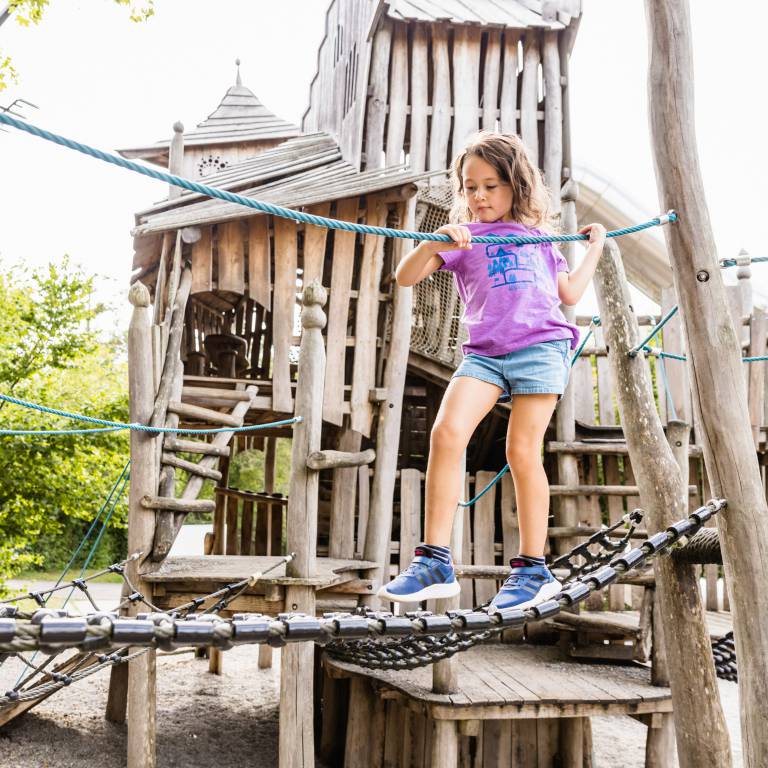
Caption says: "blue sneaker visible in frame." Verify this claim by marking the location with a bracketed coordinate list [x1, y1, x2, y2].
[489, 559, 562, 612]
[378, 547, 460, 603]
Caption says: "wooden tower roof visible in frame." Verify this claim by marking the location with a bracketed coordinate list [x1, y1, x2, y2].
[118, 61, 300, 166]
[369, 0, 580, 32]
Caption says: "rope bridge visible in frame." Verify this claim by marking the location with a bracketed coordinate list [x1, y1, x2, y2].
[0, 499, 732, 709]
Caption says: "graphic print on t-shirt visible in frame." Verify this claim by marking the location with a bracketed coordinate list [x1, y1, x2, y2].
[485, 238, 549, 291]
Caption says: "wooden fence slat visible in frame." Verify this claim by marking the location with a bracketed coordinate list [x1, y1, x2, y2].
[451, 25, 482, 157]
[520, 31, 541, 166]
[460, 472, 473, 609]
[217, 220, 245, 295]
[429, 24, 452, 173]
[399, 468, 422, 572]
[350, 195, 387, 436]
[323, 197, 359, 426]
[572, 356, 595, 425]
[385, 22, 408, 166]
[473, 470, 497, 606]
[191, 226, 213, 294]
[364, 20, 391, 170]
[500, 31, 520, 134]
[248, 216, 271, 311]
[272, 217, 297, 413]
[409, 24, 429, 173]
[482, 29, 502, 131]
[303, 203, 331, 286]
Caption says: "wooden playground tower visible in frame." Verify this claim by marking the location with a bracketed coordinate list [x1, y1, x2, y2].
[112, 2, 768, 768]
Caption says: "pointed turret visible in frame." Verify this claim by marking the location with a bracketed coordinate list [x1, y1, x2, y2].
[118, 60, 300, 178]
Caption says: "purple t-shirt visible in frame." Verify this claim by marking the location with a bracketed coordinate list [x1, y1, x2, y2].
[438, 221, 579, 357]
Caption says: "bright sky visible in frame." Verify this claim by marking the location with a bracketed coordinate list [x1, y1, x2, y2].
[0, 0, 765, 328]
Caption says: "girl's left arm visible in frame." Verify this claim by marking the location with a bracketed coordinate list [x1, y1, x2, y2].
[556, 223, 607, 306]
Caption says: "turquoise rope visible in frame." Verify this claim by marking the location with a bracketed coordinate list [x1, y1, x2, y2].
[458, 465, 509, 508]
[0, 393, 301, 434]
[628, 305, 679, 357]
[0, 111, 677, 247]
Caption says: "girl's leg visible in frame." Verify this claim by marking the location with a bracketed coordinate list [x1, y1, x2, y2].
[505, 393, 559, 557]
[424, 376, 504, 545]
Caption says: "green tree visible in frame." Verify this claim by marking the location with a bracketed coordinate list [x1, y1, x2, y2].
[1, 1, 154, 92]
[0, 259, 129, 586]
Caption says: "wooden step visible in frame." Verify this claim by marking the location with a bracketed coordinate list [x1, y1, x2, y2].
[161, 453, 222, 481]
[163, 437, 231, 457]
[168, 400, 243, 427]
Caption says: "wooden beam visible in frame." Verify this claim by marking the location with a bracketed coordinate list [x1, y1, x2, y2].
[594, 237, 730, 768]
[307, 448, 375, 471]
[646, 4, 768, 763]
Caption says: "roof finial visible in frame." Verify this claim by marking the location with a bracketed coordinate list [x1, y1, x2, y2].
[235, 58, 242, 86]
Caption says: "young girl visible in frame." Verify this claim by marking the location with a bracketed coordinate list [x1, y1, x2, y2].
[378, 132, 606, 611]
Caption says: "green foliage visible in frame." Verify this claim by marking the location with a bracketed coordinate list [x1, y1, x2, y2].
[0, 259, 129, 589]
[0, 1, 154, 91]
[230, 439, 293, 496]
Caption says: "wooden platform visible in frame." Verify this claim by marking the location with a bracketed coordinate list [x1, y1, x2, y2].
[142, 555, 378, 614]
[326, 644, 672, 721]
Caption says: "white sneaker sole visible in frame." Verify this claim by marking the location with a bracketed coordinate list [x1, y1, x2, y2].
[490, 578, 563, 612]
[377, 580, 461, 604]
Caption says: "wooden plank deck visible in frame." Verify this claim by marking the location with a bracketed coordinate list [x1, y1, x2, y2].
[142, 555, 378, 588]
[326, 644, 672, 721]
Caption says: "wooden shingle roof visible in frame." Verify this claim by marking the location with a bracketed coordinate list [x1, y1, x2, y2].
[370, 0, 581, 33]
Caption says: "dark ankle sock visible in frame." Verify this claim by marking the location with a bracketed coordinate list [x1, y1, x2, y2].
[416, 543, 452, 565]
[514, 553, 546, 567]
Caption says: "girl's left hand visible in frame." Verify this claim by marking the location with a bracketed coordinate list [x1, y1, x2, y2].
[578, 223, 607, 249]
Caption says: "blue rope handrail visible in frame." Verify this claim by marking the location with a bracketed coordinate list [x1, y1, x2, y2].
[0, 111, 677, 247]
[0, 393, 302, 435]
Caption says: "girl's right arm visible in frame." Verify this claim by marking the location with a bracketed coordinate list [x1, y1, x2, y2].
[395, 224, 472, 287]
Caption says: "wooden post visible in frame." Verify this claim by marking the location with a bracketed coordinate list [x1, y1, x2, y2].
[645, 3, 768, 764]
[168, 121, 184, 200]
[363, 200, 414, 600]
[554, 180, 580, 555]
[594, 240, 731, 767]
[126, 282, 159, 768]
[280, 280, 326, 768]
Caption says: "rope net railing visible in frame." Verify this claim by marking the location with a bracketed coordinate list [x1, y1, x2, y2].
[0, 499, 732, 708]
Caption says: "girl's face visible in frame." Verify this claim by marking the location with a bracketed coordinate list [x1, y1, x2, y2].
[461, 155, 514, 223]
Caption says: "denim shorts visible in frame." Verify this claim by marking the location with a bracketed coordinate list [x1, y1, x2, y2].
[452, 339, 571, 403]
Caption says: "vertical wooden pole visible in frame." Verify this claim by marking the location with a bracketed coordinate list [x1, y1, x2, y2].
[554, 181, 580, 555]
[363, 200, 415, 600]
[126, 282, 158, 768]
[280, 280, 327, 768]
[645, 3, 768, 764]
[594, 241, 730, 768]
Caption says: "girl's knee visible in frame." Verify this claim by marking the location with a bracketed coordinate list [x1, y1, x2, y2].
[430, 418, 467, 452]
[506, 441, 543, 474]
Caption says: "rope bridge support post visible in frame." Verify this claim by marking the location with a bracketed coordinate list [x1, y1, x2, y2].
[126, 282, 160, 768]
[646, 3, 768, 765]
[594, 240, 731, 768]
[281, 280, 327, 768]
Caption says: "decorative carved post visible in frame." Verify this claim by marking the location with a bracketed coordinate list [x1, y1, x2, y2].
[126, 282, 159, 768]
[280, 280, 327, 768]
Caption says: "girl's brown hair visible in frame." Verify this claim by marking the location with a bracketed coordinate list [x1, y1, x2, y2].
[449, 131, 555, 230]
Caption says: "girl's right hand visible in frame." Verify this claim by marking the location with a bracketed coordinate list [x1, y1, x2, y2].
[436, 224, 472, 249]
